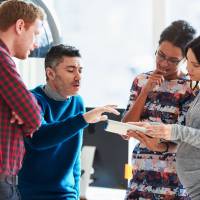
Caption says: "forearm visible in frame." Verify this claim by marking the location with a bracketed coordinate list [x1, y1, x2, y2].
[167, 142, 177, 153]
[25, 113, 88, 149]
[122, 88, 148, 122]
[143, 140, 177, 153]
[171, 124, 200, 149]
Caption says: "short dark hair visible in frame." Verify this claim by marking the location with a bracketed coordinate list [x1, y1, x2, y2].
[185, 36, 200, 63]
[159, 20, 196, 55]
[45, 44, 81, 69]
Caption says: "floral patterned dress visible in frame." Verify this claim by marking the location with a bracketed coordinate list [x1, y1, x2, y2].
[125, 71, 196, 200]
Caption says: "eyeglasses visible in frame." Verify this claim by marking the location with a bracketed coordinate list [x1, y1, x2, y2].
[156, 50, 183, 66]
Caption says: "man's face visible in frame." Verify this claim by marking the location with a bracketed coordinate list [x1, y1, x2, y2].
[14, 18, 42, 59]
[48, 56, 82, 98]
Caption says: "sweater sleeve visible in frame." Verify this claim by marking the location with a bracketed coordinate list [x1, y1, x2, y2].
[171, 124, 200, 149]
[73, 150, 81, 197]
[25, 113, 88, 149]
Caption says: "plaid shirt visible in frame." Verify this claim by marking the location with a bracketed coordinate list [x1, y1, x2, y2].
[0, 40, 41, 175]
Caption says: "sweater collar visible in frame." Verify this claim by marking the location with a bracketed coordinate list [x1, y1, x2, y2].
[43, 84, 67, 101]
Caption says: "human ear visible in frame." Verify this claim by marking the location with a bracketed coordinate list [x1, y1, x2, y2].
[15, 19, 25, 35]
[46, 67, 56, 80]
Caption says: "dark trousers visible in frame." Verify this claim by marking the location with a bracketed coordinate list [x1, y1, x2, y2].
[0, 181, 20, 200]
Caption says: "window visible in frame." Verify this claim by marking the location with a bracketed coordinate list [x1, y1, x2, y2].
[53, 0, 154, 108]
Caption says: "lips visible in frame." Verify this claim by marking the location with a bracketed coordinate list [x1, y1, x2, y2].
[72, 82, 80, 88]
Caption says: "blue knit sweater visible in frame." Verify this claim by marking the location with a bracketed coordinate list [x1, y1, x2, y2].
[18, 86, 88, 200]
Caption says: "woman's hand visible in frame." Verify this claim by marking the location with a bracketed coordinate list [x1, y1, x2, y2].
[126, 130, 168, 152]
[127, 122, 172, 140]
[143, 69, 165, 92]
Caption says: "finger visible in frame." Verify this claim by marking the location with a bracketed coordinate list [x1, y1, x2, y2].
[128, 131, 145, 143]
[150, 74, 164, 79]
[136, 132, 149, 140]
[127, 122, 150, 128]
[145, 129, 161, 138]
[105, 105, 118, 108]
[10, 111, 16, 123]
[127, 130, 139, 138]
[154, 69, 166, 75]
[121, 135, 130, 140]
[101, 107, 120, 115]
[17, 119, 24, 125]
[99, 115, 108, 121]
[149, 77, 164, 84]
[10, 117, 16, 123]
[15, 114, 24, 125]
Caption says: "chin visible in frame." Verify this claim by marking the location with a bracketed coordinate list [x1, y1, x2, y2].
[16, 54, 28, 60]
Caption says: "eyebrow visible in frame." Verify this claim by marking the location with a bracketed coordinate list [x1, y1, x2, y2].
[186, 56, 200, 66]
[191, 61, 200, 66]
[159, 50, 181, 60]
[64, 66, 83, 70]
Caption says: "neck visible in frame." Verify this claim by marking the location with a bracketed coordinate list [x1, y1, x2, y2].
[44, 83, 67, 101]
[0, 31, 15, 56]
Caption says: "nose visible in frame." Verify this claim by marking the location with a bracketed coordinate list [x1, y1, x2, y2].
[32, 34, 40, 50]
[75, 71, 81, 81]
[160, 59, 169, 67]
[186, 62, 193, 73]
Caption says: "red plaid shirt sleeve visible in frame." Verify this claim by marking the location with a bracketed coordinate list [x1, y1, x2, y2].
[0, 47, 41, 136]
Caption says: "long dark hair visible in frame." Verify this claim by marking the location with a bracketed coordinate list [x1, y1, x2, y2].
[184, 36, 200, 90]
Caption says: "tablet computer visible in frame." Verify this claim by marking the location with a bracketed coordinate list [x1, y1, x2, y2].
[104, 119, 147, 135]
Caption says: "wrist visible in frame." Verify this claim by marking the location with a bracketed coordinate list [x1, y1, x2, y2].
[83, 113, 90, 123]
[161, 142, 169, 153]
[141, 87, 149, 95]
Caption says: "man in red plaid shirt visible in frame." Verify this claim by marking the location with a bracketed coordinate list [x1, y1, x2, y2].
[0, 1, 45, 199]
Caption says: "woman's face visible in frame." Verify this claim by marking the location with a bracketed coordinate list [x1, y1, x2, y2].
[156, 41, 183, 79]
[186, 48, 200, 81]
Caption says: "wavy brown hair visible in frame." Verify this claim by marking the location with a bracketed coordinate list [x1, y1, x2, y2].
[0, 0, 45, 31]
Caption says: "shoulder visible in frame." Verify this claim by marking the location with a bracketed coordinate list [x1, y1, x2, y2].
[0, 46, 15, 68]
[30, 86, 47, 109]
[175, 76, 193, 94]
[72, 95, 84, 103]
[131, 71, 151, 88]
[31, 86, 45, 99]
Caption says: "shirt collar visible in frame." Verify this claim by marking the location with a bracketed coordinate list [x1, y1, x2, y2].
[0, 39, 10, 55]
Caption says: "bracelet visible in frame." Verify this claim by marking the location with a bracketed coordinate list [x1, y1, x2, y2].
[162, 142, 169, 153]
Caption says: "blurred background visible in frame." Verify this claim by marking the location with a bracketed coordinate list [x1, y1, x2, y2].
[16, 0, 200, 108]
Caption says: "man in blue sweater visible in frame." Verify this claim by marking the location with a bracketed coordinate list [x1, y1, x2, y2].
[18, 44, 119, 200]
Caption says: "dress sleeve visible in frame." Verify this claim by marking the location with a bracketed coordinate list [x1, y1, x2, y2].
[124, 75, 142, 113]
